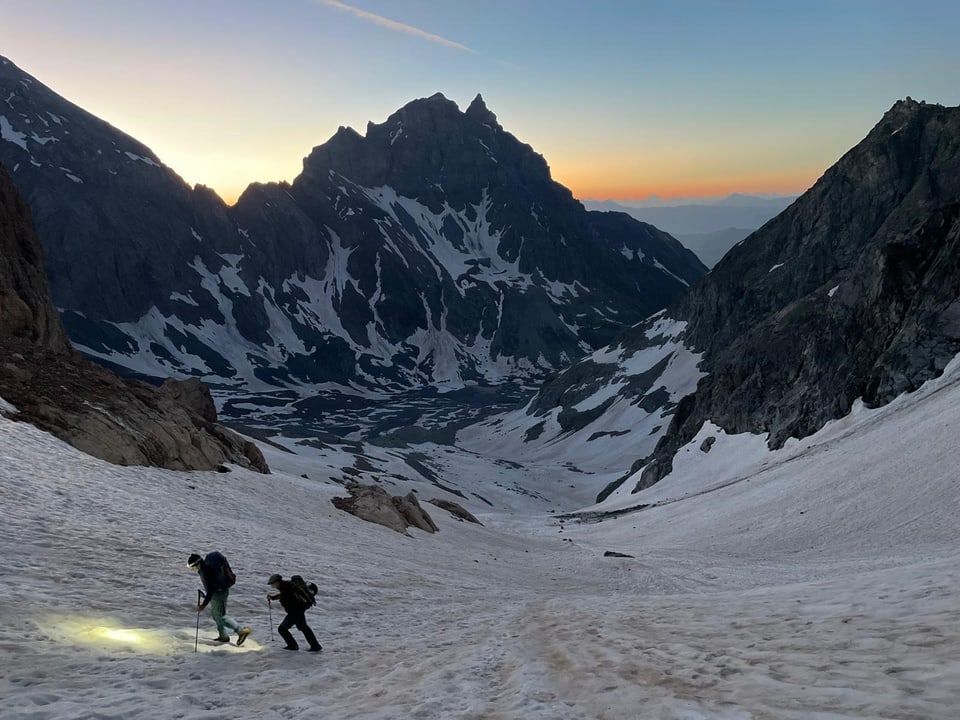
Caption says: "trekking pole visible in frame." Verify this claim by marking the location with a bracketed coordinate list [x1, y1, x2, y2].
[195, 589, 202, 653]
[267, 598, 275, 642]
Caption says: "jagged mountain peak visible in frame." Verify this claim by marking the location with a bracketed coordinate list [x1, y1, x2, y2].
[370, 92, 463, 134]
[423, 91, 457, 106]
[299, 91, 554, 207]
[465, 93, 499, 128]
[0, 60, 706, 401]
[883, 96, 938, 121]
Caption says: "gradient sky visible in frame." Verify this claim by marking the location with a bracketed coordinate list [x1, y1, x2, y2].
[2, 0, 958, 205]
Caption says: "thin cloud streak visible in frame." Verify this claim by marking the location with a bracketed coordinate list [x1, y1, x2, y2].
[316, 0, 475, 53]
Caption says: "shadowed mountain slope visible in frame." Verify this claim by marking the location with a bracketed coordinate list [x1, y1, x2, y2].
[0, 56, 705, 394]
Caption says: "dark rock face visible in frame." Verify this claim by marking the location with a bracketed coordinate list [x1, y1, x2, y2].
[0, 59, 233, 325]
[0, 159, 268, 473]
[0, 56, 706, 392]
[0, 162, 70, 352]
[639, 99, 960, 487]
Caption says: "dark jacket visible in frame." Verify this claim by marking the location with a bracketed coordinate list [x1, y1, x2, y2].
[269, 579, 314, 614]
[198, 551, 234, 607]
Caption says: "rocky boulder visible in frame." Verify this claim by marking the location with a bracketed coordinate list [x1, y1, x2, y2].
[427, 498, 483, 525]
[0, 337, 269, 473]
[331, 484, 438, 535]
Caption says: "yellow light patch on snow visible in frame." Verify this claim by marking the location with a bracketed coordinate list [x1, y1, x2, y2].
[42, 615, 262, 655]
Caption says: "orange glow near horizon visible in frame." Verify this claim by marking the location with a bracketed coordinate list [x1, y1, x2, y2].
[557, 167, 823, 203]
[206, 156, 825, 208]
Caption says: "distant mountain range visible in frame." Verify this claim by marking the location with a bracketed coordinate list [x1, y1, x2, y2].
[0, 55, 705, 395]
[583, 194, 798, 267]
[6, 51, 959, 513]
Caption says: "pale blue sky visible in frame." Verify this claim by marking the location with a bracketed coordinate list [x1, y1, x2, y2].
[1, 0, 957, 203]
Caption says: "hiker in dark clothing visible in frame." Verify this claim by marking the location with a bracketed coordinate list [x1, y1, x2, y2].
[188, 551, 251, 646]
[267, 573, 321, 651]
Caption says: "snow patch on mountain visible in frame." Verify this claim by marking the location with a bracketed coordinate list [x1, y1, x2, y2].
[0, 115, 27, 149]
[460, 316, 705, 489]
[29, 130, 57, 146]
[124, 150, 160, 167]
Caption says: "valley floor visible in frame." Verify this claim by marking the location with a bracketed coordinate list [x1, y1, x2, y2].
[2, 361, 959, 719]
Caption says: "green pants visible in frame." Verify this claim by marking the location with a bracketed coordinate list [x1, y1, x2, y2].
[208, 590, 243, 639]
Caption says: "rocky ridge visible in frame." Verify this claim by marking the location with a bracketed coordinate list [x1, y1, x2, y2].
[0, 55, 705, 397]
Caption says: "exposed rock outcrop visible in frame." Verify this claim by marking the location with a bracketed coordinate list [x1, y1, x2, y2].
[331, 484, 438, 535]
[159, 377, 218, 423]
[393, 492, 440, 533]
[427, 498, 483, 525]
[0, 160, 268, 474]
[0, 162, 70, 353]
[0, 342, 268, 472]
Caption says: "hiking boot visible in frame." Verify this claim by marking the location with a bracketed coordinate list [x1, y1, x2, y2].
[236, 627, 252, 646]
[308, 644, 322, 652]
[213, 636, 231, 643]
[282, 645, 299, 651]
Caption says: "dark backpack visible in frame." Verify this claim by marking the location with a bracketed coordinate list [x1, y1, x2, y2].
[289, 575, 316, 611]
[222, 558, 237, 588]
[205, 552, 237, 589]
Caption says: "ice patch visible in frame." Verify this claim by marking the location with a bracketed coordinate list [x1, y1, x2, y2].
[30, 132, 57, 145]
[211, 254, 248, 296]
[653, 257, 689, 286]
[170, 292, 198, 307]
[0, 115, 27, 149]
[124, 151, 161, 167]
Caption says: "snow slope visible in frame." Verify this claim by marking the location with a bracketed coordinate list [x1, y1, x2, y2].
[459, 314, 704, 481]
[1, 357, 959, 718]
